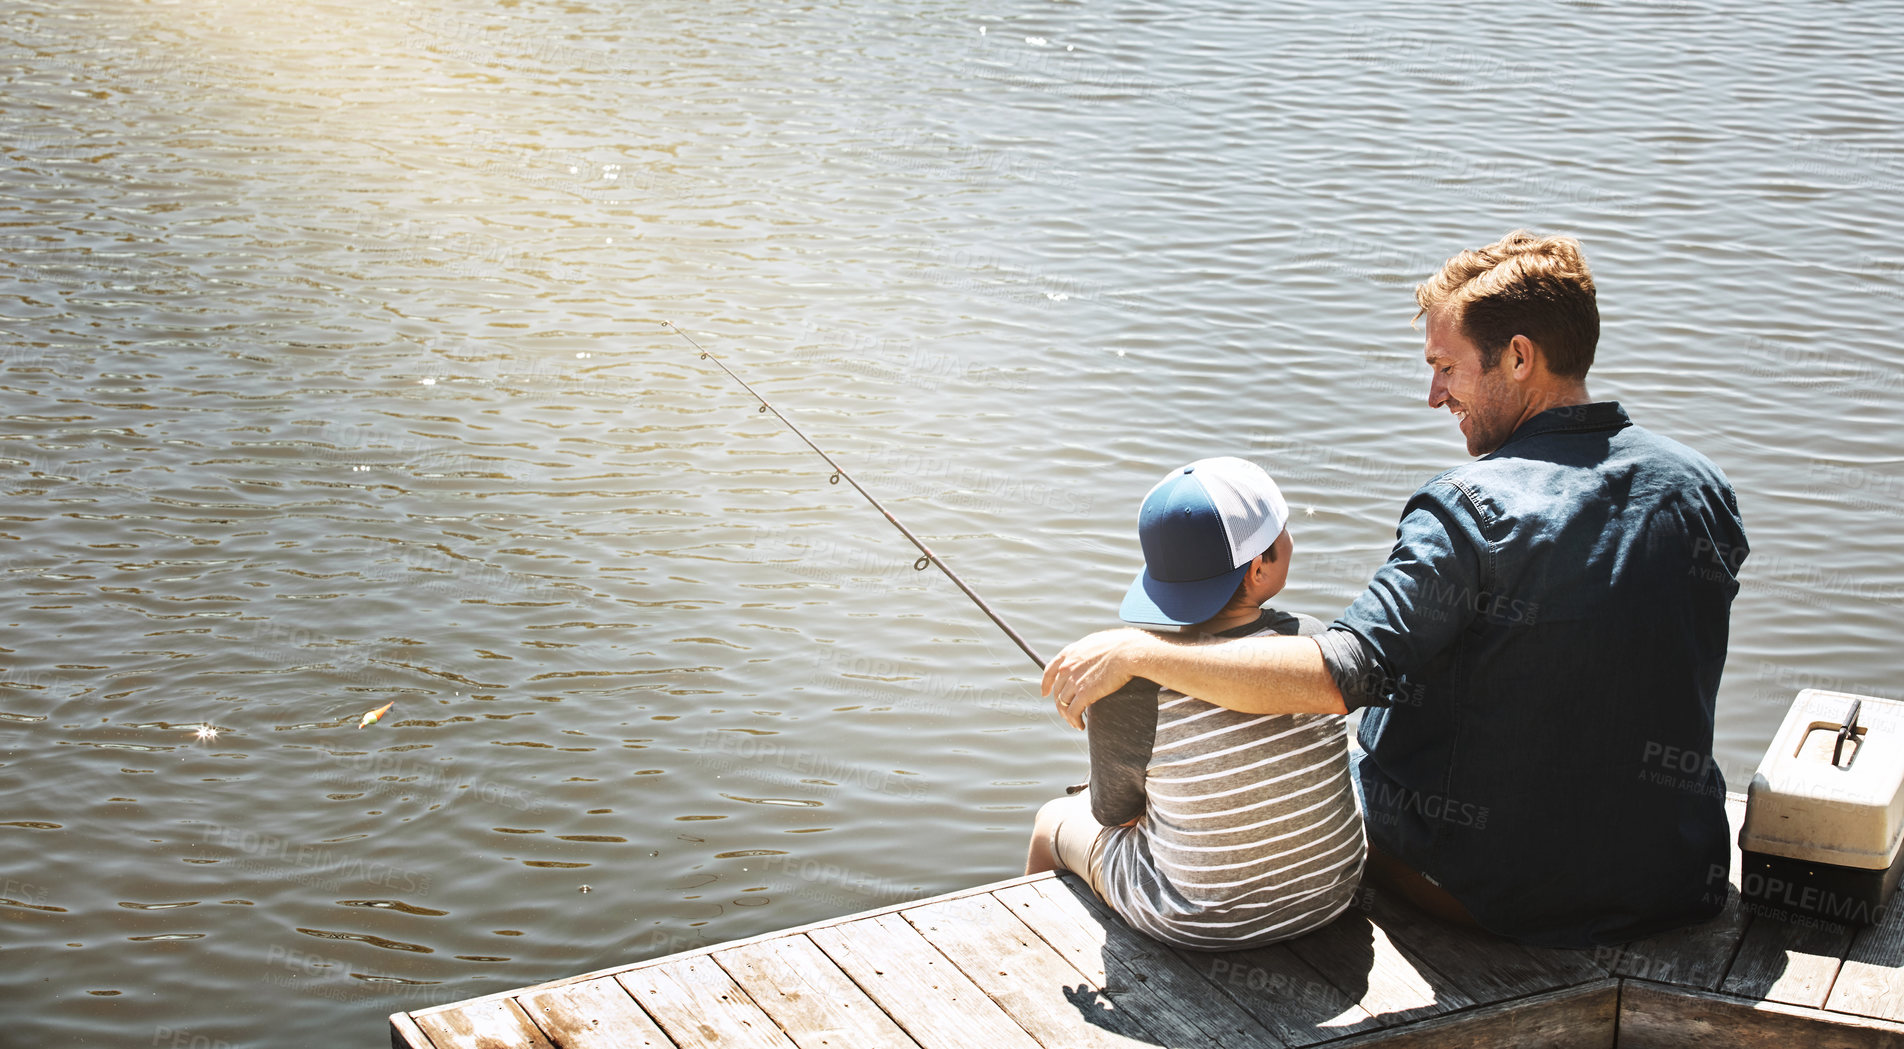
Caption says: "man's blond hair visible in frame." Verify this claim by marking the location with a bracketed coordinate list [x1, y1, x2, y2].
[1415, 230, 1599, 379]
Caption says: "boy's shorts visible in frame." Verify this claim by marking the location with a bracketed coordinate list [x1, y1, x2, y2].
[1047, 791, 1113, 899]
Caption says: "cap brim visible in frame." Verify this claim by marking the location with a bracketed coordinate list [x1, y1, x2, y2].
[1118, 563, 1250, 627]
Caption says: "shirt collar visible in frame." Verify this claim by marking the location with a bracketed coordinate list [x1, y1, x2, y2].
[1214, 609, 1274, 639]
[1497, 401, 1630, 450]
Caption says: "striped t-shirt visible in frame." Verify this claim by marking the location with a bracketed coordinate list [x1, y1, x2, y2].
[1089, 610, 1366, 950]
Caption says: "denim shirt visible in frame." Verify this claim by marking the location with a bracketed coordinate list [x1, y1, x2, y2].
[1334, 402, 1747, 948]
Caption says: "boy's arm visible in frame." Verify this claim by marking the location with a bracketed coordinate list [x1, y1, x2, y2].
[1086, 677, 1160, 827]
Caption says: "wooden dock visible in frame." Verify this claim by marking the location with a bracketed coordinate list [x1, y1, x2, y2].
[391, 795, 1904, 1048]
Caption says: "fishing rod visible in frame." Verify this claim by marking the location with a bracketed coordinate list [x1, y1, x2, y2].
[665, 320, 1046, 670]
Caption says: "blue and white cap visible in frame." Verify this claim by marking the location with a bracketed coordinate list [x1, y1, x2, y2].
[1119, 456, 1289, 628]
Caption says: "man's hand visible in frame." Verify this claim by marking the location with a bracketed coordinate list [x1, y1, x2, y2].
[1042, 627, 1154, 729]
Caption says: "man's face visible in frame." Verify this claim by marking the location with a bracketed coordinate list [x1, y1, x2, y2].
[1425, 308, 1518, 457]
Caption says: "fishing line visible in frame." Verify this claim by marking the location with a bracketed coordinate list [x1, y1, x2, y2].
[666, 320, 1046, 670]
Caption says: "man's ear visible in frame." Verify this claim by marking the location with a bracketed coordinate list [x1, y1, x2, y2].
[1506, 334, 1539, 379]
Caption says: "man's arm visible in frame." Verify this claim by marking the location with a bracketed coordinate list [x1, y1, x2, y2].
[1044, 630, 1345, 729]
[1044, 485, 1485, 729]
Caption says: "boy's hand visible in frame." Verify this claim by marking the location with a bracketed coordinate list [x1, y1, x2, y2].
[1042, 628, 1149, 729]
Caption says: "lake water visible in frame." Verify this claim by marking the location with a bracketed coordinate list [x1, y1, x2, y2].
[3, 0, 1902, 1045]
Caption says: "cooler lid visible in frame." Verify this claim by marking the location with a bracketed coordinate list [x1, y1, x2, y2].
[1740, 690, 1904, 870]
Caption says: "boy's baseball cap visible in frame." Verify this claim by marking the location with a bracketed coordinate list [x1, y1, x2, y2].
[1119, 456, 1289, 628]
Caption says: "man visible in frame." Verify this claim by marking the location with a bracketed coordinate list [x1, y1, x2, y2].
[1042, 231, 1748, 948]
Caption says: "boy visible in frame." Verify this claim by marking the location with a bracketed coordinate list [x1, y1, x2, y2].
[1026, 456, 1365, 949]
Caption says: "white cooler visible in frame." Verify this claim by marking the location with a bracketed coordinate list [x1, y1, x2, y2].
[1739, 689, 1904, 925]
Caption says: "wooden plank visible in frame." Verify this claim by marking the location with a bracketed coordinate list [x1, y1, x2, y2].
[1608, 794, 1753, 991]
[1318, 979, 1617, 1049]
[414, 998, 557, 1049]
[1622, 980, 1904, 1049]
[1001, 874, 1379, 1045]
[388, 822, 1904, 1049]
[808, 911, 1045, 1049]
[985, 882, 1121, 984]
[987, 880, 1239, 1048]
[1280, 904, 1474, 1026]
[403, 872, 1060, 1023]
[1824, 885, 1904, 1023]
[1002, 875, 1288, 1047]
[517, 976, 675, 1049]
[617, 956, 799, 1049]
[1518, 943, 1611, 986]
[1606, 897, 1749, 992]
[1604, 904, 1749, 993]
[903, 892, 1157, 1048]
[390, 1010, 435, 1049]
[714, 935, 919, 1049]
[1360, 886, 1600, 1004]
[1173, 939, 1385, 1046]
[1719, 910, 1855, 1008]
